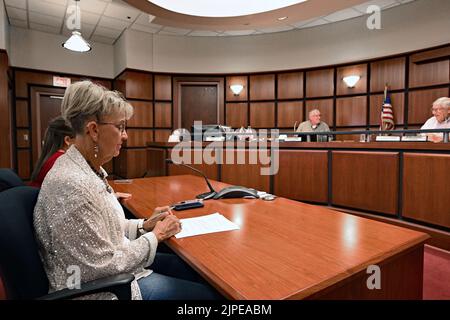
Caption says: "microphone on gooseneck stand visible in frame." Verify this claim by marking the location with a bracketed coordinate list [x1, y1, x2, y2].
[165, 159, 217, 200]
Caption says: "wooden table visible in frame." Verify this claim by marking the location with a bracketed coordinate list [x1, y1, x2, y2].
[113, 175, 429, 300]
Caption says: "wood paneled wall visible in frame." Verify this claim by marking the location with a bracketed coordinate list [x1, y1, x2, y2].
[337, 64, 367, 95]
[336, 96, 367, 127]
[12, 69, 113, 180]
[111, 44, 450, 152]
[370, 57, 406, 92]
[113, 71, 173, 178]
[274, 150, 328, 203]
[306, 69, 334, 97]
[402, 153, 450, 229]
[249, 74, 275, 101]
[250, 102, 275, 128]
[223, 44, 450, 139]
[408, 88, 449, 125]
[7, 44, 448, 178]
[332, 151, 399, 215]
[0, 51, 11, 168]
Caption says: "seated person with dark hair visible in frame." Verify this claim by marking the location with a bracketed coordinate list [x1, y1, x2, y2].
[29, 117, 75, 188]
[29, 116, 132, 203]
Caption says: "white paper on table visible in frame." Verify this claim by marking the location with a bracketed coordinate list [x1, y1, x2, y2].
[175, 213, 240, 239]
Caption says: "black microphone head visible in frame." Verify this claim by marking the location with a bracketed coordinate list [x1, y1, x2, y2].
[165, 159, 174, 164]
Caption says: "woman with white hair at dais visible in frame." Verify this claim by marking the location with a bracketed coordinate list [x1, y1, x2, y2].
[33, 81, 221, 300]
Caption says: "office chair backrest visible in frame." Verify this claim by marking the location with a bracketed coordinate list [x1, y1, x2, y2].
[0, 168, 25, 192]
[0, 186, 49, 299]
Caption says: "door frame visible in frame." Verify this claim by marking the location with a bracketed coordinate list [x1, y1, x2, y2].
[173, 77, 224, 130]
[30, 86, 66, 166]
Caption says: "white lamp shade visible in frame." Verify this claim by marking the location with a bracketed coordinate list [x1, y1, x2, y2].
[62, 31, 91, 52]
[343, 75, 360, 88]
[230, 84, 244, 95]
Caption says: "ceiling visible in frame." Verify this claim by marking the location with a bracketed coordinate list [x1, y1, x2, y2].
[4, 0, 417, 45]
[145, 0, 310, 18]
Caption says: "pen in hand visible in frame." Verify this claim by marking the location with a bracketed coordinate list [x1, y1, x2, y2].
[147, 205, 175, 222]
[148, 211, 167, 222]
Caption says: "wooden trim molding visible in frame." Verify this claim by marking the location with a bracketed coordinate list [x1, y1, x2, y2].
[411, 46, 450, 64]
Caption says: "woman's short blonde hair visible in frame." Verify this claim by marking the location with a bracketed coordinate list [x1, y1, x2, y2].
[61, 80, 133, 134]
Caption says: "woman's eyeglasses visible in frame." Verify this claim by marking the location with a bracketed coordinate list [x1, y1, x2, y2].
[431, 106, 443, 113]
[97, 121, 127, 133]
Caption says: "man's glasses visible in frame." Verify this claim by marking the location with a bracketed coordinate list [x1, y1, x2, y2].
[97, 121, 127, 133]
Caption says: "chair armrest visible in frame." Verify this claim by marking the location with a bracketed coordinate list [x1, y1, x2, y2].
[38, 273, 135, 300]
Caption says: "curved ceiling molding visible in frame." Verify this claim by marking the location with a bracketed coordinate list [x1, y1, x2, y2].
[124, 0, 370, 30]
[147, 0, 309, 18]
[4, 0, 419, 43]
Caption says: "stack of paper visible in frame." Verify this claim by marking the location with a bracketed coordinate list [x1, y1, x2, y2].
[401, 136, 427, 142]
[284, 137, 302, 142]
[175, 213, 240, 239]
[375, 135, 401, 142]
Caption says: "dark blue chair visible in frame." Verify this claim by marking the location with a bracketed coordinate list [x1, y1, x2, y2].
[0, 168, 24, 192]
[0, 186, 134, 300]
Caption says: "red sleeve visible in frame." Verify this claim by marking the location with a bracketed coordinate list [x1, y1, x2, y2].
[29, 151, 65, 188]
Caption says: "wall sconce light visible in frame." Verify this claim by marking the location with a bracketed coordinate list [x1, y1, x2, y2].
[230, 84, 244, 96]
[343, 75, 360, 88]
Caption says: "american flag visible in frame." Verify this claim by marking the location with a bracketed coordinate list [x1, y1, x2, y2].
[380, 85, 395, 131]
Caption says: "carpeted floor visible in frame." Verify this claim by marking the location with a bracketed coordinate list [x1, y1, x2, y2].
[423, 245, 450, 300]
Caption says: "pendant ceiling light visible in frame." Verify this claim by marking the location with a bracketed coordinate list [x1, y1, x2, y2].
[62, 0, 91, 52]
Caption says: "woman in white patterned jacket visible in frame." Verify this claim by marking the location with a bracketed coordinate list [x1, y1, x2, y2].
[33, 81, 221, 300]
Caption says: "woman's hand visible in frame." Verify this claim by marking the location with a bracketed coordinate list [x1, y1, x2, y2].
[116, 192, 132, 202]
[143, 206, 173, 231]
[427, 134, 443, 143]
[152, 215, 182, 242]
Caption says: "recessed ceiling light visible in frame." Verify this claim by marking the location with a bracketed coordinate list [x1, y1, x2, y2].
[277, 16, 288, 21]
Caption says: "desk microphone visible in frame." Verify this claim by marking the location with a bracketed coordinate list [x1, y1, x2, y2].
[165, 159, 217, 200]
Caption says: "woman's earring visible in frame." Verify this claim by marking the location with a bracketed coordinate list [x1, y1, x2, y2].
[94, 144, 99, 158]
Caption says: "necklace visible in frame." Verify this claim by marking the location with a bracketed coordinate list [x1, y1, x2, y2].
[87, 161, 113, 193]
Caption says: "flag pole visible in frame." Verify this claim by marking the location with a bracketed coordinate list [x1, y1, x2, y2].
[383, 83, 388, 134]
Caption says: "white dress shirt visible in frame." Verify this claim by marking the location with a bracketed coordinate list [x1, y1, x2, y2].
[420, 116, 450, 139]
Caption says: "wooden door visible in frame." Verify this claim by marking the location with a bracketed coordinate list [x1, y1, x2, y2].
[181, 84, 218, 129]
[30, 87, 65, 167]
[173, 77, 224, 130]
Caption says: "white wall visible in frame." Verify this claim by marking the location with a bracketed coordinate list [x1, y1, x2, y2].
[124, 29, 153, 73]
[9, 27, 114, 78]
[149, 0, 450, 74]
[114, 29, 154, 76]
[5, 0, 450, 78]
[114, 30, 127, 76]
[0, 1, 9, 51]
